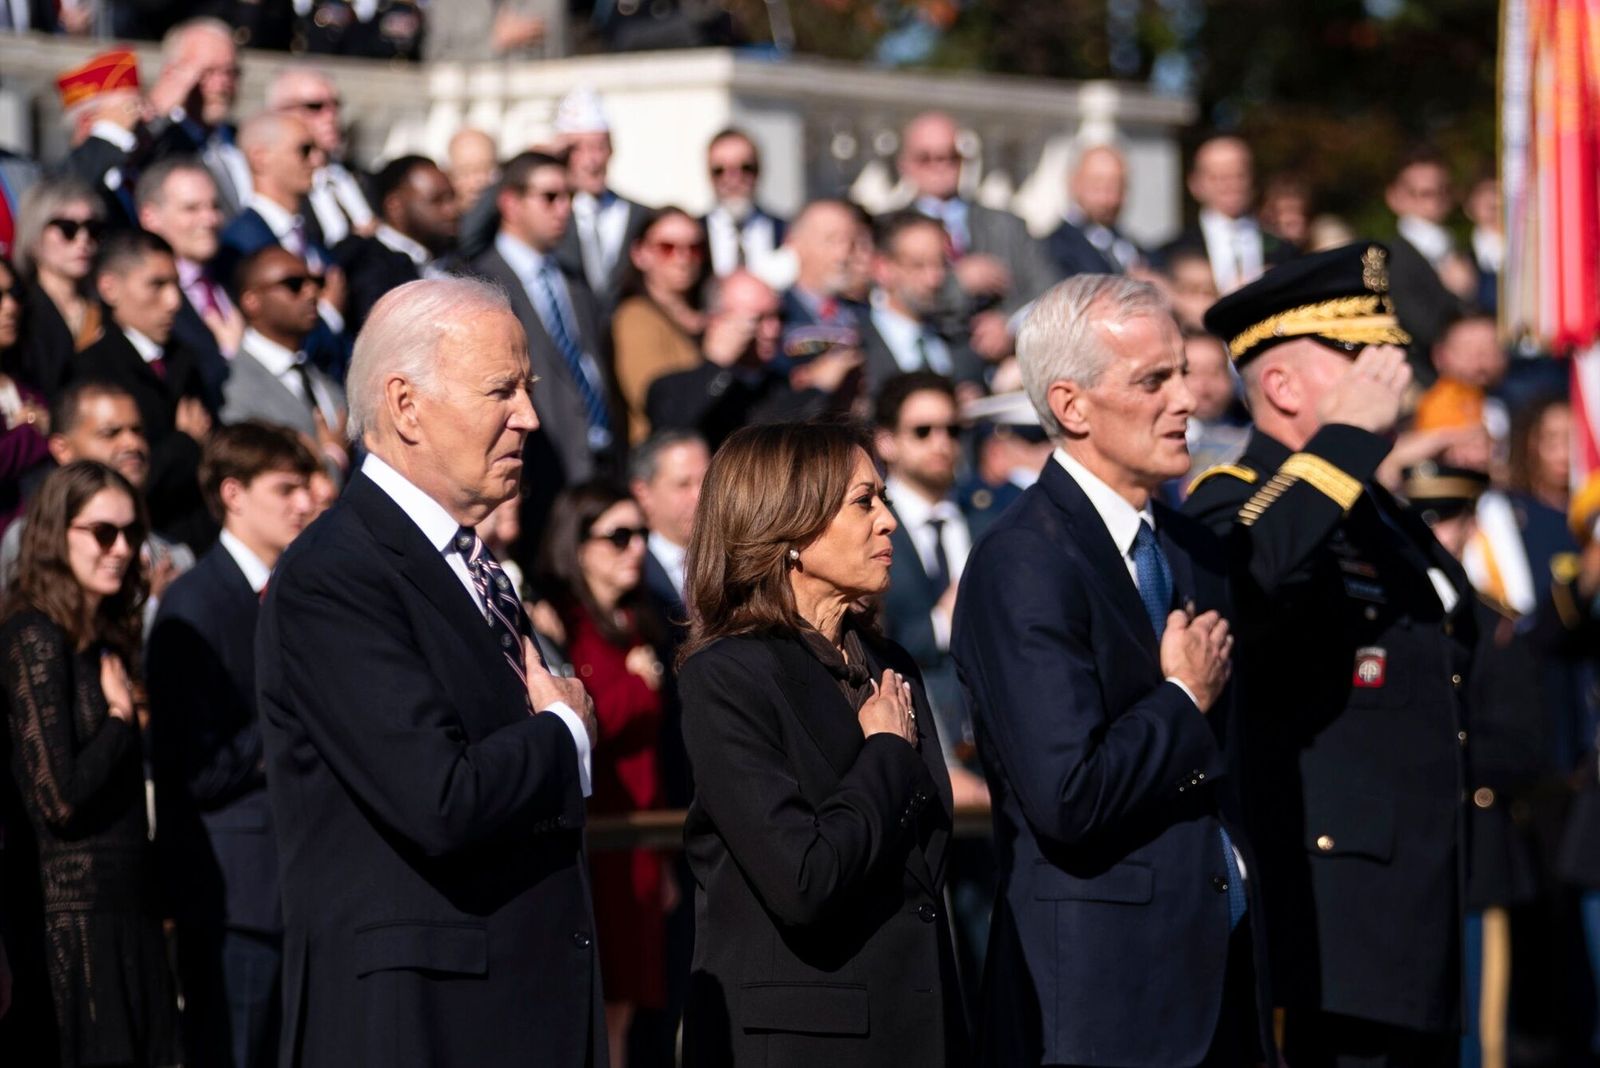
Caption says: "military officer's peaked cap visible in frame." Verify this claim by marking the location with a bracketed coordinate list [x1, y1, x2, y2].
[1203, 242, 1412, 366]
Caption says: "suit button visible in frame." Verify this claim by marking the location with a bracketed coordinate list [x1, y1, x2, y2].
[1177, 785, 1186, 793]
[917, 903, 938, 923]
[1196, 772, 1206, 781]
[571, 931, 592, 949]
[1458, 730, 1469, 746]
[1212, 876, 1229, 894]
[1451, 673, 1463, 687]
[1365, 606, 1379, 621]
[1315, 835, 1335, 852]
[1474, 787, 1496, 808]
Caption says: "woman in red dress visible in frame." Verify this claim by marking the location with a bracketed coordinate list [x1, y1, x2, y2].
[538, 480, 671, 1068]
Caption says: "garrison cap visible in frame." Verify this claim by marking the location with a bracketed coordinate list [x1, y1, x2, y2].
[1403, 461, 1488, 523]
[1203, 242, 1412, 366]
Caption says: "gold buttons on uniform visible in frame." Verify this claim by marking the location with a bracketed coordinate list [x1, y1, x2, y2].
[1316, 835, 1335, 852]
[1473, 787, 1496, 808]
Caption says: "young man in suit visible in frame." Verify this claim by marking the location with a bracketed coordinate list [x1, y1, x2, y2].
[701, 128, 786, 279]
[336, 155, 463, 335]
[147, 422, 318, 1068]
[862, 212, 983, 397]
[628, 429, 708, 621]
[221, 247, 349, 475]
[473, 150, 622, 537]
[256, 277, 603, 1066]
[553, 87, 651, 312]
[1161, 136, 1290, 295]
[75, 228, 214, 549]
[953, 274, 1263, 1067]
[1185, 244, 1475, 1065]
[1047, 145, 1146, 278]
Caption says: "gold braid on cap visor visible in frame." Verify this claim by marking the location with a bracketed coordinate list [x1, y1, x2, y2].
[1227, 294, 1412, 362]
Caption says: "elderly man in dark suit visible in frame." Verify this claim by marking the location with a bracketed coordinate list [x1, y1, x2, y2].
[148, 422, 318, 1068]
[1046, 145, 1145, 278]
[472, 150, 623, 537]
[953, 274, 1266, 1067]
[256, 276, 604, 1067]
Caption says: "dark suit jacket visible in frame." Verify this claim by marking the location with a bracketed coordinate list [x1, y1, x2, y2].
[965, 202, 1061, 313]
[1045, 219, 1125, 276]
[678, 629, 965, 1068]
[1386, 231, 1465, 381]
[60, 136, 138, 227]
[16, 279, 77, 397]
[471, 247, 624, 538]
[170, 293, 230, 413]
[953, 458, 1260, 1067]
[858, 310, 983, 396]
[215, 207, 333, 298]
[334, 233, 452, 336]
[147, 543, 279, 936]
[72, 328, 213, 549]
[555, 194, 652, 311]
[1157, 221, 1293, 277]
[256, 471, 604, 1067]
[645, 361, 829, 454]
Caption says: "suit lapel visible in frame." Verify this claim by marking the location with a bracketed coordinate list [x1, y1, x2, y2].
[768, 635, 867, 781]
[1040, 462, 1161, 668]
[344, 474, 527, 714]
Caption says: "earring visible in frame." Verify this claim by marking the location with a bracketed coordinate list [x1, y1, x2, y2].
[787, 548, 800, 563]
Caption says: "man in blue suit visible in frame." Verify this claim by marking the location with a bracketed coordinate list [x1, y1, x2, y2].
[147, 422, 319, 1067]
[953, 274, 1264, 1067]
[1045, 145, 1146, 278]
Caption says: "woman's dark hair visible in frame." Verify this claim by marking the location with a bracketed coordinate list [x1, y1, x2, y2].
[2, 460, 148, 658]
[616, 205, 709, 307]
[679, 420, 876, 666]
[0, 254, 25, 375]
[536, 479, 663, 648]
[1507, 393, 1570, 496]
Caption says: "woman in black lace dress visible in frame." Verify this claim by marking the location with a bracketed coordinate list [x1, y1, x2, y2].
[0, 461, 179, 1067]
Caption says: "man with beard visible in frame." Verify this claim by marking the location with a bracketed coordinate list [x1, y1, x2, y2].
[700, 128, 786, 279]
[337, 155, 464, 334]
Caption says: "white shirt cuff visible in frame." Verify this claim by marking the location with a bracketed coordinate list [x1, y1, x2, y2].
[931, 606, 952, 652]
[1165, 676, 1199, 709]
[542, 701, 593, 797]
[318, 299, 346, 336]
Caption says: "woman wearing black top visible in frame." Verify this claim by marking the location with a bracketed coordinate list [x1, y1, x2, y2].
[677, 421, 965, 1068]
[0, 461, 180, 1066]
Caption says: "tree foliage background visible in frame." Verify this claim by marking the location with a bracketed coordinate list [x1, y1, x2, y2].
[727, 0, 1501, 234]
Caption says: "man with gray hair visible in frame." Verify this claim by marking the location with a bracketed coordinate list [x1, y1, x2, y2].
[265, 65, 375, 249]
[952, 274, 1267, 1065]
[143, 17, 251, 217]
[256, 277, 605, 1067]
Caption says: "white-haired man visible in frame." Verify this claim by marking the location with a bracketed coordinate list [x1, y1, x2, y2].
[953, 274, 1267, 1066]
[256, 277, 604, 1067]
[144, 17, 251, 216]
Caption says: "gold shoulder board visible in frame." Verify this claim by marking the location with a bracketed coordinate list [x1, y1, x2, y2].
[1187, 464, 1259, 495]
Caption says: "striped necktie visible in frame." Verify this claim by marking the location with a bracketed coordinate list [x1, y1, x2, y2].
[453, 527, 542, 694]
[531, 261, 613, 450]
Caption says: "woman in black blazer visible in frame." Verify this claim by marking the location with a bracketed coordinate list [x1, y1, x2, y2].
[677, 420, 966, 1068]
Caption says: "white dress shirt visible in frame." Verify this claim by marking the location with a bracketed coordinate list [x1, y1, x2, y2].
[870, 292, 953, 375]
[123, 326, 165, 365]
[219, 529, 272, 594]
[376, 223, 445, 276]
[88, 121, 138, 154]
[1198, 208, 1265, 294]
[705, 204, 780, 278]
[307, 161, 374, 249]
[1052, 448, 1199, 708]
[239, 328, 339, 424]
[647, 532, 688, 600]
[570, 189, 629, 293]
[1397, 214, 1455, 269]
[361, 452, 593, 796]
[886, 475, 970, 651]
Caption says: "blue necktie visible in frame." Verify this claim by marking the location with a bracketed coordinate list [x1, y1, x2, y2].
[531, 261, 613, 451]
[1131, 521, 1247, 929]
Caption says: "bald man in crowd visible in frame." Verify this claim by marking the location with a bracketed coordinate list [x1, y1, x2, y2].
[266, 65, 375, 249]
[1046, 144, 1146, 277]
[1161, 135, 1291, 294]
[448, 128, 502, 218]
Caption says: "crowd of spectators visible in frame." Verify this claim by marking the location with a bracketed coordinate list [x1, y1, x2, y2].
[0, 17, 1596, 1068]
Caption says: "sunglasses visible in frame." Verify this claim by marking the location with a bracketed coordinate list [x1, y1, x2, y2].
[526, 188, 571, 205]
[588, 525, 649, 550]
[292, 97, 341, 113]
[267, 274, 324, 295]
[711, 162, 758, 178]
[47, 218, 105, 242]
[649, 239, 706, 260]
[911, 151, 963, 166]
[908, 423, 965, 441]
[71, 520, 143, 551]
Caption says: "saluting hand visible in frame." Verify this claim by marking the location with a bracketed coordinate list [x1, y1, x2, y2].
[522, 637, 598, 750]
[1158, 609, 1233, 713]
[1315, 344, 1412, 436]
[859, 669, 918, 747]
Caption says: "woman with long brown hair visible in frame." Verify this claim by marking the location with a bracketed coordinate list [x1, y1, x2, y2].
[537, 479, 671, 1068]
[0, 461, 180, 1067]
[676, 421, 964, 1068]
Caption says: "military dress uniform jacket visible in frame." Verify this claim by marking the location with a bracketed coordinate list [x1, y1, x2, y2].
[1184, 423, 1475, 1035]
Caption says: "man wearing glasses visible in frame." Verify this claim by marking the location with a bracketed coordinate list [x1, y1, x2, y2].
[701, 127, 787, 280]
[474, 150, 622, 537]
[266, 66, 376, 251]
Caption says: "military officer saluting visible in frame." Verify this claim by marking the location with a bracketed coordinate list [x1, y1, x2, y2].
[1185, 243, 1476, 1066]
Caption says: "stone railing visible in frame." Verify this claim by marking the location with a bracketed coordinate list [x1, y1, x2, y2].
[0, 34, 1195, 243]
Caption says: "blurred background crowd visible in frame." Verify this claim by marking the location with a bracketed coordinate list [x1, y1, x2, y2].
[0, 6, 1596, 1068]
